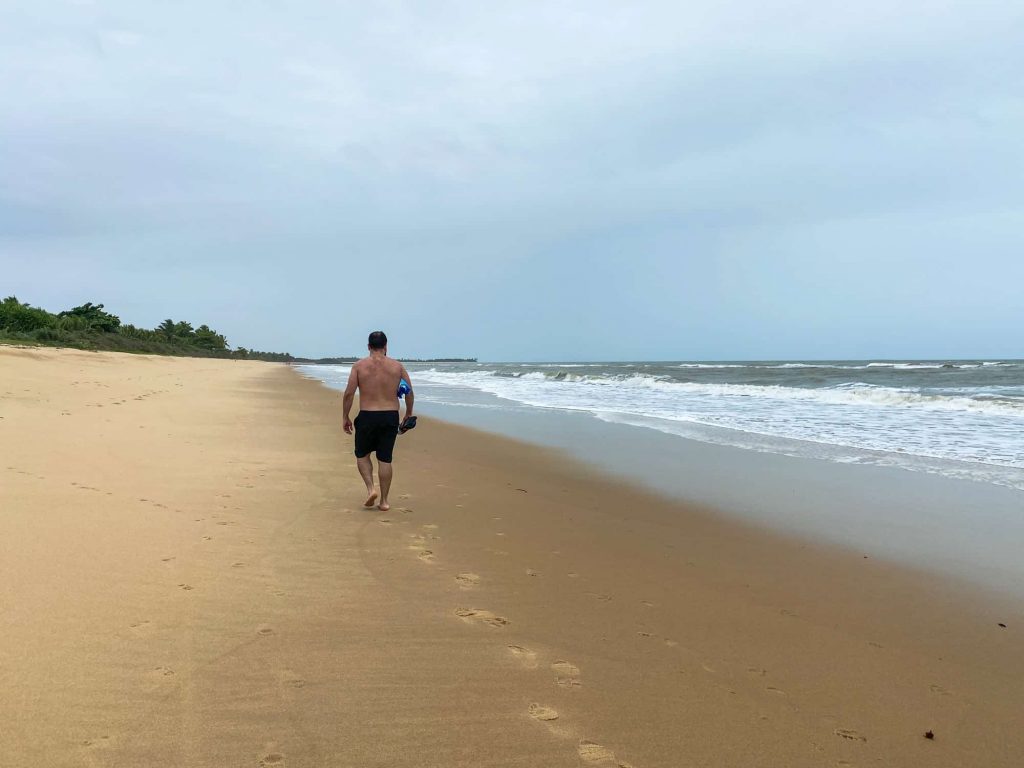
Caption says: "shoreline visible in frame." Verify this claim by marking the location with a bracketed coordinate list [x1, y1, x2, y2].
[299, 364, 1024, 599]
[2, 348, 1020, 767]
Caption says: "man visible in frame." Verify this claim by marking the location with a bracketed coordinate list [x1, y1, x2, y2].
[342, 331, 414, 512]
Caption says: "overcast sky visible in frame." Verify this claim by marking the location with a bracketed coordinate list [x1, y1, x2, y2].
[2, 1, 1022, 360]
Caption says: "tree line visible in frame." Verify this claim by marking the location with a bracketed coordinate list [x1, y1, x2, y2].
[0, 296, 293, 362]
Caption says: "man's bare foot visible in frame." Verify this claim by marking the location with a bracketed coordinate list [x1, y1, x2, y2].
[363, 490, 378, 508]
[378, 501, 390, 512]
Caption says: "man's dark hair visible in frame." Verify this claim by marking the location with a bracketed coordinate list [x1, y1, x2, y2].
[368, 330, 388, 350]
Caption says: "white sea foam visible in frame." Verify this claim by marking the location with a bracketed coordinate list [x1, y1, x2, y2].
[674, 361, 1013, 371]
[404, 367, 1024, 474]
[677, 363, 749, 368]
[297, 361, 1024, 490]
[415, 369, 1022, 417]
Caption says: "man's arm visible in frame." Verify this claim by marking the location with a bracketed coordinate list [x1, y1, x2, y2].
[342, 365, 358, 434]
[400, 365, 414, 419]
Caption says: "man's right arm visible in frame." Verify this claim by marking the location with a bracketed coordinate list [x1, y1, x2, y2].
[342, 365, 358, 434]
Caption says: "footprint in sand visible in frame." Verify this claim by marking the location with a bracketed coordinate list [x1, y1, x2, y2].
[256, 625, 275, 636]
[177, 583, 194, 591]
[231, 562, 246, 568]
[152, 666, 176, 677]
[834, 728, 867, 742]
[577, 740, 633, 766]
[552, 660, 581, 688]
[128, 620, 152, 635]
[528, 703, 559, 721]
[417, 550, 435, 563]
[929, 684, 952, 696]
[422, 523, 439, 530]
[454, 608, 509, 628]
[259, 752, 285, 766]
[507, 645, 538, 669]
[455, 573, 480, 588]
[277, 669, 307, 689]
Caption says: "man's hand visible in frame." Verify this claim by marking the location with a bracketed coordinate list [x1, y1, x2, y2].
[343, 417, 353, 434]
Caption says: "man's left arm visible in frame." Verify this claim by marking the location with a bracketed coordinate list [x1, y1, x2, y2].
[400, 365, 414, 420]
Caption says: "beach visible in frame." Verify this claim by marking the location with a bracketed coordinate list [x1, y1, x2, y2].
[2, 347, 1021, 767]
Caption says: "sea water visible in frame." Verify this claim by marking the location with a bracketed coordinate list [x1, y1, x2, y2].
[301, 360, 1024, 492]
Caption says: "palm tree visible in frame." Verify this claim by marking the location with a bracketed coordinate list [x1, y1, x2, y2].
[157, 319, 176, 340]
[173, 321, 194, 339]
[194, 324, 228, 350]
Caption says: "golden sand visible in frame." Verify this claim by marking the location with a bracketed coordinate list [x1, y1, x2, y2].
[1, 346, 1020, 767]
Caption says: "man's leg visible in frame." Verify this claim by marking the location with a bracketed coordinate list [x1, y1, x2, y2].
[357, 455, 377, 507]
[378, 460, 393, 512]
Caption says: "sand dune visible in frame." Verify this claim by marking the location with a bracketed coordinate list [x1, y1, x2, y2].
[1, 347, 1020, 767]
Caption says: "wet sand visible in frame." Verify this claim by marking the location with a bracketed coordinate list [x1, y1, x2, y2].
[1, 347, 1021, 767]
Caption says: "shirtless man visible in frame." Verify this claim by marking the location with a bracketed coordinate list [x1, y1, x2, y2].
[342, 331, 414, 512]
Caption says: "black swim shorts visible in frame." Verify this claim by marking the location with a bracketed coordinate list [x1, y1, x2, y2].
[353, 410, 400, 463]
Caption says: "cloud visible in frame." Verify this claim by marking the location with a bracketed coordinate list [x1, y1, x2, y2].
[1, 1, 1022, 357]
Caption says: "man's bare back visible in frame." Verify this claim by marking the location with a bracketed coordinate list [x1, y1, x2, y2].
[350, 355, 405, 411]
[342, 331, 414, 513]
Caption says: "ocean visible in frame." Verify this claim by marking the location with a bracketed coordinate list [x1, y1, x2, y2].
[300, 359, 1024, 492]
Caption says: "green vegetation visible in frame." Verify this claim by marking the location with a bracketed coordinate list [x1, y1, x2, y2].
[0, 296, 293, 362]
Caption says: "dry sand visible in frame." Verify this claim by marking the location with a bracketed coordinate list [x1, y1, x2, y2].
[1, 346, 1021, 767]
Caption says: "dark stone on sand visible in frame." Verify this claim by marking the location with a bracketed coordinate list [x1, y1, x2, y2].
[925, 730, 935, 740]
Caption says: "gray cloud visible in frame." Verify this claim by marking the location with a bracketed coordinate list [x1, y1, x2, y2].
[2, 1, 1022, 358]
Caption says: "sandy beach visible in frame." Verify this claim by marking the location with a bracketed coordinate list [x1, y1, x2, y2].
[1, 347, 1021, 768]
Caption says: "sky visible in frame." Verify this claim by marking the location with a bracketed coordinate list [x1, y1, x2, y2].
[2, 1, 1023, 361]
